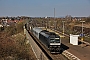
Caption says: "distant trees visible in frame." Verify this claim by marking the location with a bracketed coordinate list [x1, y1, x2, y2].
[16, 21, 24, 33]
[86, 17, 90, 23]
[3, 21, 24, 36]
[4, 25, 17, 36]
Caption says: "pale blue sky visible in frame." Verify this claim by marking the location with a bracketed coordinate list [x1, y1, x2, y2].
[0, 0, 90, 17]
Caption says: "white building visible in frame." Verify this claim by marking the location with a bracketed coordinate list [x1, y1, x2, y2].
[70, 34, 79, 45]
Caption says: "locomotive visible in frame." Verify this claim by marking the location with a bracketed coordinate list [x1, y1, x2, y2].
[32, 27, 61, 53]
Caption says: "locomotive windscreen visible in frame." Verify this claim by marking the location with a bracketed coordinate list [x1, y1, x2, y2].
[50, 38, 60, 43]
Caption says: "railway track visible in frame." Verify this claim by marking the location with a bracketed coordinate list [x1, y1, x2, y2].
[25, 28, 68, 60]
[52, 54, 67, 60]
[30, 31, 68, 60]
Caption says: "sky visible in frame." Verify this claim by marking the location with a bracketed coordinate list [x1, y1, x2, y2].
[0, 0, 90, 17]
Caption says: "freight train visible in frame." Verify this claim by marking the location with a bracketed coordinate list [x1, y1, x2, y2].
[25, 23, 61, 53]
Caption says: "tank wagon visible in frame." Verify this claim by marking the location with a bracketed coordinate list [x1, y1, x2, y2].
[32, 27, 61, 53]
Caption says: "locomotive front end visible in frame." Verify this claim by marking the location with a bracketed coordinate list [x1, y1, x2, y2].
[49, 37, 61, 53]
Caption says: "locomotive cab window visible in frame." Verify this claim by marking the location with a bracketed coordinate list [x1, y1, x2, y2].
[50, 38, 60, 43]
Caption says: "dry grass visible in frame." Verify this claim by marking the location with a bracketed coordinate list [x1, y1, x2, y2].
[0, 32, 36, 60]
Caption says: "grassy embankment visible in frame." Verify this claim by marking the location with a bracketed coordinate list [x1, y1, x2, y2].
[0, 20, 36, 60]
